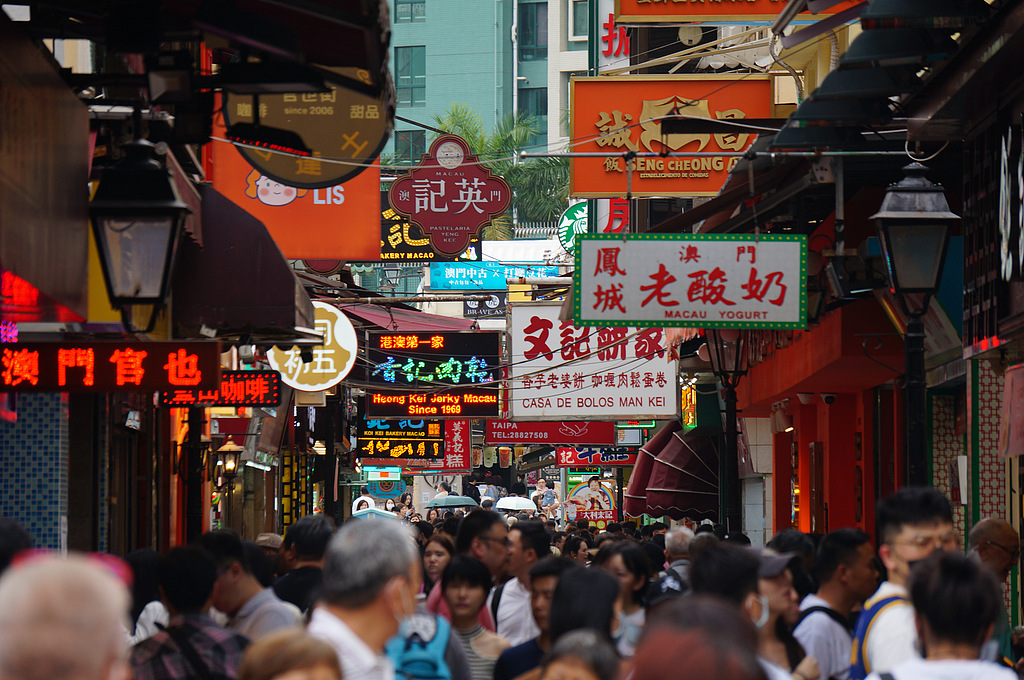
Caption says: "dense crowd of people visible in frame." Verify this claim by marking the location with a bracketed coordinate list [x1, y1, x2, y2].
[0, 486, 1020, 680]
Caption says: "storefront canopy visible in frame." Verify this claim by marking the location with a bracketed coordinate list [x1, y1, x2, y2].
[624, 420, 720, 521]
[340, 303, 477, 331]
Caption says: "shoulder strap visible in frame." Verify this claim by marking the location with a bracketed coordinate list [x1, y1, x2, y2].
[166, 624, 216, 680]
[797, 605, 853, 633]
[490, 582, 506, 628]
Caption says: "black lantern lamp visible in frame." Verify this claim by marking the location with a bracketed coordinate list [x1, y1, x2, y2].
[704, 329, 749, 532]
[871, 162, 958, 487]
[216, 437, 244, 489]
[872, 162, 958, 316]
[89, 138, 191, 332]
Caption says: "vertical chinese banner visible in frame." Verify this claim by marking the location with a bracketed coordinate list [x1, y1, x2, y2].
[430, 420, 471, 473]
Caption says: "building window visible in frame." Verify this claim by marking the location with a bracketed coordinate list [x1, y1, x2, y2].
[394, 129, 426, 162]
[395, 0, 425, 23]
[396, 46, 426, 107]
[518, 2, 548, 62]
[570, 0, 588, 41]
[518, 88, 548, 149]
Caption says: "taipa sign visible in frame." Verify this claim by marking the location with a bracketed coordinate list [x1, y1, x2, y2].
[576, 233, 807, 329]
[267, 301, 357, 391]
[486, 420, 617, 446]
[389, 135, 511, 257]
[570, 76, 772, 197]
[509, 303, 678, 420]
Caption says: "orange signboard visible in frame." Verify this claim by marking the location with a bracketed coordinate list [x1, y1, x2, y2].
[209, 116, 381, 261]
[569, 75, 772, 198]
[614, 0, 861, 24]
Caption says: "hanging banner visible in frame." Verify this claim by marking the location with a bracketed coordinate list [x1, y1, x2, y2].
[463, 292, 508, 319]
[389, 135, 512, 257]
[266, 301, 358, 392]
[509, 303, 678, 420]
[486, 419, 617, 446]
[557, 447, 639, 467]
[614, 0, 862, 24]
[0, 341, 221, 392]
[210, 104, 380, 261]
[576, 233, 807, 329]
[570, 75, 772, 197]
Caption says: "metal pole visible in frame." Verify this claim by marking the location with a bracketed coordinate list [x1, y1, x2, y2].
[185, 407, 205, 542]
[723, 384, 742, 532]
[560, 466, 568, 527]
[904, 314, 928, 487]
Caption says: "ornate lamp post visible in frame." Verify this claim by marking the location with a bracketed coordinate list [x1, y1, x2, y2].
[872, 162, 958, 487]
[88, 138, 191, 332]
[216, 438, 244, 527]
[705, 328, 749, 531]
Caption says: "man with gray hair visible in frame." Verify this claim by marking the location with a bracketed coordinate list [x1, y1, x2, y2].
[308, 518, 422, 680]
[0, 554, 131, 680]
[647, 526, 696, 605]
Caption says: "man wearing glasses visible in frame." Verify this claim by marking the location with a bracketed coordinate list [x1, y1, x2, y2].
[849, 487, 957, 680]
[969, 518, 1021, 667]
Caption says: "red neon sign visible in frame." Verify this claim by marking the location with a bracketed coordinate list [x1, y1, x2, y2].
[1, 342, 221, 392]
[159, 370, 282, 408]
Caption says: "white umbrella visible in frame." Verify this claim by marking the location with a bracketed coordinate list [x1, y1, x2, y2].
[495, 496, 538, 511]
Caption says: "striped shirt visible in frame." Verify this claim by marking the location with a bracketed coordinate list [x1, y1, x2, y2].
[455, 625, 500, 680]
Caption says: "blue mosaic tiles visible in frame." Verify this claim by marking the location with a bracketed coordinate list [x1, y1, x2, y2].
[0, 393, 69, 550]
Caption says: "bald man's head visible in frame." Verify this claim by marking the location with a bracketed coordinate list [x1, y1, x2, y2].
[969, 518, 1019, 582]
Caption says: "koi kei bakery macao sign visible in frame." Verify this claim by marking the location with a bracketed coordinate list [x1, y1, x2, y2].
[614, 0, 863, 24]
[569, 75, 772, 198]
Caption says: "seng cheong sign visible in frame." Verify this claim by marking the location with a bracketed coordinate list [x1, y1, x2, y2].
[569, 76, 772, 198]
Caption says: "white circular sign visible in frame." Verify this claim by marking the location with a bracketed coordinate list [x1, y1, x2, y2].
[266, 301, 358, 391]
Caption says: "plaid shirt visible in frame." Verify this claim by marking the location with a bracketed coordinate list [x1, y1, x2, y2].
[130, 613, 249, 680]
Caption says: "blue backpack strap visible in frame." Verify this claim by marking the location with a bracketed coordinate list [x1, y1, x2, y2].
[848, 595, 909, 680]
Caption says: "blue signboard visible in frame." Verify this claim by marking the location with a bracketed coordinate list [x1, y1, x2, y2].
[429, 262, 560, 290]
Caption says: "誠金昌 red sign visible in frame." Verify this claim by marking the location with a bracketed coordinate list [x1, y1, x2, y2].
[388, 135, 511, 257]
[1, 342, 221, 392]
[159, 370, 282, 408]
[486, 420, 617, 446]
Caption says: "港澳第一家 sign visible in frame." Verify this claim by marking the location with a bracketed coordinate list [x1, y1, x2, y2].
[569, 76, 772, 198]
[509, 303, 678, 421]
[575, 233, 807, 329]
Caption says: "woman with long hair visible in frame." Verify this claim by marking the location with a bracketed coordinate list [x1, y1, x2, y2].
[422, 534, 455, 594]
[593, 540, 652, 657]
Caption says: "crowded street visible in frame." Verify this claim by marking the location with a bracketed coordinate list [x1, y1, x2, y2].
[3, 1, 1024, 680]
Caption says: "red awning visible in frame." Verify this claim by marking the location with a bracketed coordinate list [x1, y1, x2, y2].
[625, 420, 719, 521]
[340, 303, 477, 332]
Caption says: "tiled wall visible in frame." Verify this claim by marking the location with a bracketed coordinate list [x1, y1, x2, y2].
[974, 360, 1006, 523]
[0, 393, 69, 550]
[931, 393, 966, 539]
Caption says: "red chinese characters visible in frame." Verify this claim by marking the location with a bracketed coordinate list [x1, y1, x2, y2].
[1, 348, 39, 387]
[159, 371, 281, 408]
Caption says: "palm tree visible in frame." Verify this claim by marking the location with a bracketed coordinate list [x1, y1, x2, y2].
[431, 104, 569, 238]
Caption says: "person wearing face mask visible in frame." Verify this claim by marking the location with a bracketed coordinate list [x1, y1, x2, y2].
[850, 488, 957, 680]
[308, 519, 423, 680]
[691, 542, 817, 680]
[752, 548, 820, 680]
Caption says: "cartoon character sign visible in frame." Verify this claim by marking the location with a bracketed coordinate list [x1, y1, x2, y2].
[565, 475, 616, 528]
[244, 169, 307, 206]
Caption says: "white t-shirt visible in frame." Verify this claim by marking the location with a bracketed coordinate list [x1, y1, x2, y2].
[794, 593, 853, 680]
[488, 577, 540, 647]
[865, 657, 1018, 680]
[352, 495, 376, 513]
[863, 582, 918, 674]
